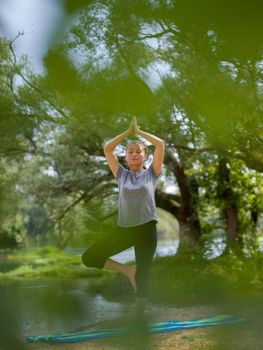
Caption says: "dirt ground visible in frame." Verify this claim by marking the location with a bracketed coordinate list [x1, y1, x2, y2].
[20, 303, 252, 350]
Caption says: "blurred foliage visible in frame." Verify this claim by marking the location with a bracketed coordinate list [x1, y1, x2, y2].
[0, 0, 262, 253]
[1, 3, 263, 350]
[86, 250, 263, 307]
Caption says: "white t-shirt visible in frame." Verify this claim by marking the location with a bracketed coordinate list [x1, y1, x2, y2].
[115, 162, 160, 227]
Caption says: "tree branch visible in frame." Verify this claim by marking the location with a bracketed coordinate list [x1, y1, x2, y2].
[39, 177, 117, 242]
[8, 37, 70, 121]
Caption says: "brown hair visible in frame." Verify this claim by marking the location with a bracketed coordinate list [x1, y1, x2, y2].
[126, 141, 148, 155]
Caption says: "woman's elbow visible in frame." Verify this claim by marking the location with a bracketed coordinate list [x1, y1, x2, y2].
[103, 143, 110, 152]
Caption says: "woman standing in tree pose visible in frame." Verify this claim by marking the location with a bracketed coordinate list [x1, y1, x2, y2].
[82, 117, 165, 320]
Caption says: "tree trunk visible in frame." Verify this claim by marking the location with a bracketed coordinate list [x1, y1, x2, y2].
[156, 150, 201, 251]
[225, 206, 239, 246]
[178, 219, 201, 247]
[179, 174, 201, 244]
[218, 158, 239, 248]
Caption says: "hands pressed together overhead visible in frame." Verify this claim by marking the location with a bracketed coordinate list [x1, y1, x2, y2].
[103, 115, 165, 178]
[128, 116, 140, 135]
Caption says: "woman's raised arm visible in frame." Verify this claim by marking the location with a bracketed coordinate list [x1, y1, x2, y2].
[103, 120, 134, 177]
[133, 117, 165, 176]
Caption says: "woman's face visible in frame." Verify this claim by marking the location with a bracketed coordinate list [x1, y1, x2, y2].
[125, 143, 147, 168]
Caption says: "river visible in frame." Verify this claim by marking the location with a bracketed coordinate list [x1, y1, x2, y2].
[0, 237, 226, 340]
[0, 240, 180, 339]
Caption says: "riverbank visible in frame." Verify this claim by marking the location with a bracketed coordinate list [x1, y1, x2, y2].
[22, 303, 218, 350]
[0, 246, 100, 279]
[22, 302, 257, 350]
[1, 246, 263, 305]
[1, 247, 263, 349]
[85, 251, 263, 307]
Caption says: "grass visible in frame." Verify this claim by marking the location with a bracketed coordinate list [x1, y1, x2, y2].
[1, 246, 263, 305]
[0, 246, 103, 280]
[83, 251, 263, 306]
[1, 246, 263, 349]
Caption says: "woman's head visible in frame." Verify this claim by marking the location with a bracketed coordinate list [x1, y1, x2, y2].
[125, 141, 147, 169]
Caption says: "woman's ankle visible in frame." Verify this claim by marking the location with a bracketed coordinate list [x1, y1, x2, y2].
[135, 296, 148, 319]
[126, 266, 137, 293]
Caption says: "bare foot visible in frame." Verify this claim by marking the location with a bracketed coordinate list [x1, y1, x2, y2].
[126, 265, 137, 293]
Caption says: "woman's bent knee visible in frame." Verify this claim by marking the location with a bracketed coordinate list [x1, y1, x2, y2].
[81, 250, 96, 267]
[81, 249, 105, 269]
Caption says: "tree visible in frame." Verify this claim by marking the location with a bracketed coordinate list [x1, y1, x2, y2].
[36, 0, 263, 251]
[2, 0, 262, 254]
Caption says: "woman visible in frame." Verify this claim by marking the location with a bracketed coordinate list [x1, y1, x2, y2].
[82, 117, 165, 319]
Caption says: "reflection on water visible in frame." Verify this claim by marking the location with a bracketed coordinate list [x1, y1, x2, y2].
[0, 278, 131, 337]
[0, 238, 227, 339]
[0, 240, 179, 338]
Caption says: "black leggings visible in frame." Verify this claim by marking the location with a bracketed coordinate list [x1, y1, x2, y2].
[82, 220, 157, 298]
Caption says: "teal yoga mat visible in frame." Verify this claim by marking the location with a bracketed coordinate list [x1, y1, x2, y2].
[26, 314, 246, 343]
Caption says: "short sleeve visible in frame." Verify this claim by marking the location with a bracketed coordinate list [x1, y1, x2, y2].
[115, 163, 127, 180]
[148, 162, 161, 181]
